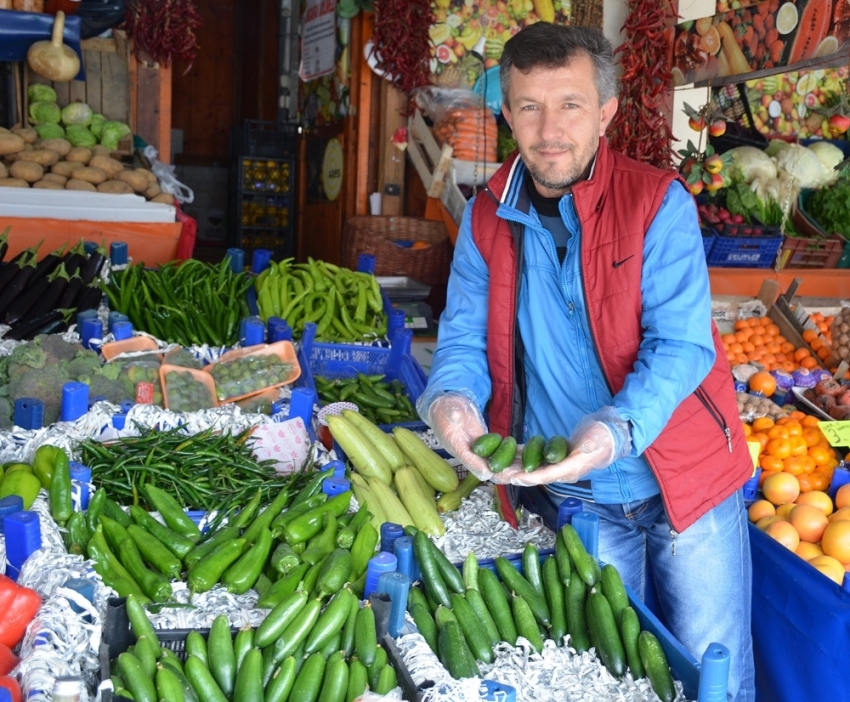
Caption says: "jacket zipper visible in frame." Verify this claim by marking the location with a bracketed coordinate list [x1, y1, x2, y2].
[695, 387, 732, 452]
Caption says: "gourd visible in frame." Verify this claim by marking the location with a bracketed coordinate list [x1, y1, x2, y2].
[27, 12, 80, 83]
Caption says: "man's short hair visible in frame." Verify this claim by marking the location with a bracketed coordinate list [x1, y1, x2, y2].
[500, 23, 618, 107]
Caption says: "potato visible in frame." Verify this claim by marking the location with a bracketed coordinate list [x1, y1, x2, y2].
[97, 180, 133, 195]
[0, 133, 25, 156]
[137, 167, 157, 184]
[113, 169, 149, 193]
[144, 183, 161, 199]
[0, 163, 6, 179]
[65, 178, 97, 192]
[10, 160, 44, 183]
[72, 166, 108, 185]
[52, 161, 84, 177]
[33, 180, 64, 190]
[0, 127, 9, 134]
[66, 147, 93, 164]
[42, 172, 67, 185]
[89, 155, 125, 178]
[150, 192, 175, 205]
[0, 177, 29, 188]
[40, 138, 72, 157]
[14, 149, 60, 167]
[12, 127, 37, 144]
[91, 145, 110, 158]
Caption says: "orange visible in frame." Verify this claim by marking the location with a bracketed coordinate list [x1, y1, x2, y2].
[836, 484, 850, 510]
[822, 520, 850, 563]
[723, 333, 737, 345]
[729, 342, 744, 355]
[794, 348, 812, 362]
[810, 472, 831, 491]
[734, 320, 749, 331]
[760, 455, 785, 472]
[763, 472, 800, 505]
[759, 469, 779, 487]
[735, 331, 749, 344]
[726, 351, 737, 364]
[788, 411, 806, 421]
[802, 329, 819, 343]
[767, 342, 782, 354]
[801, 357, 820, 370]
[782, 361, 798, 373]
[802, 428, 823, 447]
[788, 436, 808, 457]
[735, 354, 749, 366]
[809, 556, 845, 584]
[784, 420, 803, 436]
[752, 417, 775, 432]
[749, 371, 777, 396]
[747, 317, 761, 327]
[802, 415, 821, 427]
[751, 432, 769, 451]
[766, 438, 791, 459]
[817, 346, 831, 361]
[742, 342, 756, 354]
[742, 423, 753, 437]
[781, 342, 795, 355]
[750, 334, 765, 346]
[765, 520, 801, 551]
[797, 473, 815, 493]
[767, 426, 790, 440]
[776, 502, 796, 519]
[796, 490, 834, 516]
[781, 456, 806, 476]
[752, 325, 767, 336]
[766, 324, 781, 336]
[747, 499, 776, 523]
[775, 353, 787, 362]
[807, 445, 831, 466]
[828, 507, 850, 523]
[801, 455, 817, 474]
[790, 504, 829, 542]
[811, 338, 824, 351]
[796, 541, 823, 560]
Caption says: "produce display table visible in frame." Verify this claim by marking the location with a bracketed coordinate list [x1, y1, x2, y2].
[709, 268, 850, 299]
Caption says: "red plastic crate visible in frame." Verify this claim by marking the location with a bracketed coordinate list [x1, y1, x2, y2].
[776, 234, 845, 270]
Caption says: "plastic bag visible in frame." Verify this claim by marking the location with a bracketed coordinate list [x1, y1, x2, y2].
[414, 87, 498, 163]
[142, 144, 194, 204]
[737, 391, 786, 423]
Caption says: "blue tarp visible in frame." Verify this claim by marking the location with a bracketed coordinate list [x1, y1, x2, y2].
[750, 523, 850, 702]
[0, 10, 85, 81]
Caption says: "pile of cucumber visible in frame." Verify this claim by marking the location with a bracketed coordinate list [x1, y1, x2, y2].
[472, 432, 571, 473]
[410, 524, 676, 702]
[111, 593, 395, 702]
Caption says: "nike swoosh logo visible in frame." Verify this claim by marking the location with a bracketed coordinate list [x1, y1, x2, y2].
[612, 255, 634, 268]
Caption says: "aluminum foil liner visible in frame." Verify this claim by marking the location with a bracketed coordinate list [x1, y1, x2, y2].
[395, 627, 483, 702]
[145, 582, 270, 630]
[25, 492, 67, 558]
[434, 486, 555, 563]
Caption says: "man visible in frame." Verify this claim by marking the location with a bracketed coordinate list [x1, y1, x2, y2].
[417, 23, 755, 701]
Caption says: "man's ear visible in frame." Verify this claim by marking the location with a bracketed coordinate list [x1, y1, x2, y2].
[599, 97, 618, 136]
[502, 102, 513, 131]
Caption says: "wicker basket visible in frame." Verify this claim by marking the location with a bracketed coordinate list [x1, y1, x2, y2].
[342, 216, 452, 287]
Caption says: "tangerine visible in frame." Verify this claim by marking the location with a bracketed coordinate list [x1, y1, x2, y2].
[782, 456, 805, 476]
[789, 436, 808, 457]
[802, 329, 819, 343]
[822, 520, 850, 563]
[801, 415, 821, 427]
[790, 504, 829, 542]
[810, 472, 831, 491]
[797, 473, 814, 492]
[794, 348, 812, 362]
[801, 357, 820, 370]
[767, 426, 790, 440]
[807, 445, 831, 466]
[760, 455, 785, 472]
[763, 472, 800, 505]
[752, 417, 775, 432]
[765, 520, 801, 551]
[766, 438, 791, 459]
[751, 432, 769, 451]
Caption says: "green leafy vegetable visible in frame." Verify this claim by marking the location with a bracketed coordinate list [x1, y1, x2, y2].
[808, 181, 850, 239]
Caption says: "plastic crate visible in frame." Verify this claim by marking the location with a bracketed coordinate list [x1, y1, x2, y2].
[712, 220, 782, 239]
[776, 234, 845, 269]
[706, 231, 783, 268]
[793, 188, 850, 269]
[231, 119, 298, 159]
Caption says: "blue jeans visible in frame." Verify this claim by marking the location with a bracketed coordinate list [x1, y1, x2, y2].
[580, 491, 755, 702]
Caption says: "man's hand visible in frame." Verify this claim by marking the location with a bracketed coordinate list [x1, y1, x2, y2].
[502, 408, 632, 487]
[425, 393, 514, 483]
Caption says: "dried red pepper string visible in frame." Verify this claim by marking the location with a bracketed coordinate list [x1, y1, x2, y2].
[371, 0, 433, 105]
[124, 0, 202, 71]
[607, 0, 676, 170]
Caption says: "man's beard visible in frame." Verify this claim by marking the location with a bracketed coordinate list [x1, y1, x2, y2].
[522, 138, 596, 192]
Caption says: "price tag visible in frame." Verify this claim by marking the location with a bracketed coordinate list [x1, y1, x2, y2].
[747, 440, 761, 472]
[818, 421, 850, 447]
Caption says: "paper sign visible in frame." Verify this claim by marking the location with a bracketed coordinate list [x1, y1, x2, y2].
[249, 418, 311, 474]
[818, 421, 850, 448]
[747, 440, 761, 472]
[299, 0, 336, 81]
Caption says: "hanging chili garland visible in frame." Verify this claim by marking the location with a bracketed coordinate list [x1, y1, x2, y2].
[607, 0, 676, 170]
[124, 0, 202, 71]
[370, 0, 433, 101]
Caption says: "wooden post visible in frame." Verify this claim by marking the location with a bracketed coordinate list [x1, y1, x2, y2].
[376, 81, 407, 216]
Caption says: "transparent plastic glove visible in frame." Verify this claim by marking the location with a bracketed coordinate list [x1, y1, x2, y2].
[423, 392, 514, 483]
[502, 407, 632, 487]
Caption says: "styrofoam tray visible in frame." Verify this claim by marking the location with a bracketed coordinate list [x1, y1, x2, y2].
[0, 189, 176, 222]
[791, 386, 832, 420]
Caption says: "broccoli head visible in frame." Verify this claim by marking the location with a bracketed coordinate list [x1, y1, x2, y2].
[89, 373, 133, 405]
[37, 334, 85, 364]
[66, 351, 104, 383]
[5, 343, 48, 378]
[9, 364, 72, 424]
[0, 397, 12, 429]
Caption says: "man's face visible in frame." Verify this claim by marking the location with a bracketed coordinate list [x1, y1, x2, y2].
[502, 53, 618, 198]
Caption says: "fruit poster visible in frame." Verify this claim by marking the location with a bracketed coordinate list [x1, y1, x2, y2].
[428, 0, 571, 88]
[672, 0, 850, 87]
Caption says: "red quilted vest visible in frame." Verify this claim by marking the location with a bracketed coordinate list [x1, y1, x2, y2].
[471, 140, 752, 533]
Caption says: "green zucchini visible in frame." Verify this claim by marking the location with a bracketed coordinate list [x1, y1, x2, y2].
[479, 567, 517, 645]
[346, 658, 368, 702]
[542, 556, 567, 645]
[555, 531, 573, 585]
[254, 589, 309, 648]
[522, 435, 546, 472]
[512, 594, 543, 653]
[410, 601, 439, 652]
[429, 538, 465, 595]
[354, 604, 378, 666]
[340, 593, 360, 658]
[319, 657, 349, 702]
[488, 436, 517, 472]
[413, 531, 451, 608]
[560, 523, 601, 587]
[462, 552, 479, 591]
[208, 614, 236, 697]
[449, 592, 494, 663]
[471, 432, 503, 458]
[463, 587, 501, 648]
[184, 655, 228, 702]
[156, 665, 186, 702]
[544, 435, 569, 463]
[367, 646, 388, 691]
[495, 557, 550, 626]
[265, 657, 297, 702]
[620, 606, 644, 679]
[600, 564, 630, 626]
[639, 631, 675, 702]
[437, 619, 479, 679]
[117, 652, 157, 702]
[375, 664, 397, 695]
[586, 588, 626, 678]
[232, 648, 264, 702]
[522, 543, 544, 597]
[304, 588, 354, 654]
[232, 626, 254, 672]
[316, 548, 353, 598]
[566, 570, 590, 653]
[289, 651, 326, 702]
[185, 631, 208, 667]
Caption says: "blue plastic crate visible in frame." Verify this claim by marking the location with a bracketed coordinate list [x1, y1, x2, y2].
[297, 322, 426, 410]
[706, 231, 783, 268]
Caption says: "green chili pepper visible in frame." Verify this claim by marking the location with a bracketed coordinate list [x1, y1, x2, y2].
[143, 484, 202, 543]
[87, 488, 107, 534]
[230, 488, 262, 530]
[65, 512, 91, 554]
[221, 527, 273, 595]
[187, 539, 247, 595]
[49, 449, 72, 526]
[240, 488, 289, 552]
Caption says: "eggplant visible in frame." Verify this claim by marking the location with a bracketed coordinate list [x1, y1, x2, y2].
[32, 243, 67, 283]
[0, 245, 39, 297]
[80, 240, 108, 286]
[75, 283, 104, 313]
[7, 263, 70, 327]
[0, 226, 10, 265]
[3, 239, 42, 269]
[63, 239, 88, 278]
[57, 271, 84, 310]
[4, 309, 64, 341]
[0, 252, 38, 320]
